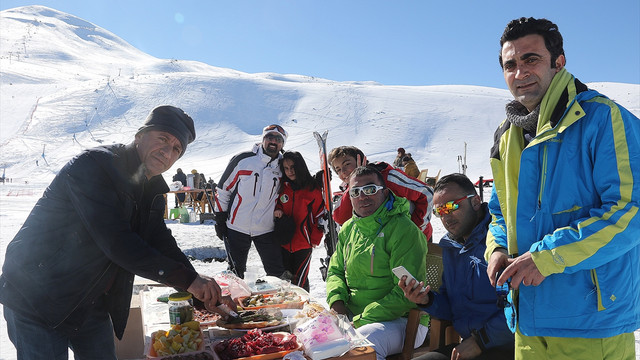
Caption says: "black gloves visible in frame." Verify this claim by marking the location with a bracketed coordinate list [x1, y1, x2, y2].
[313, 169, 330, 189]
[214, 212, 228, 239]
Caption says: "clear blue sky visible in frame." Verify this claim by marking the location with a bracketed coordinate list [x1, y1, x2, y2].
[2, 1, 639, 88]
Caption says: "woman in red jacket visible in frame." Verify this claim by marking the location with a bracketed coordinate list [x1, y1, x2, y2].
[274, 151, 325, 291]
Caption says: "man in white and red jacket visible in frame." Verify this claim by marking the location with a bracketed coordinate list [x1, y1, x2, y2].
[214, 124, 288, 279]
[328, 146, 434, 241]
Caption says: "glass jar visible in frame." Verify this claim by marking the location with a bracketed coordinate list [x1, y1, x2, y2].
[168, 292, 193, 325]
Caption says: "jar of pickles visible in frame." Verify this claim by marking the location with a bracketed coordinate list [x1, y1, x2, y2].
[168, 292, 193, 325]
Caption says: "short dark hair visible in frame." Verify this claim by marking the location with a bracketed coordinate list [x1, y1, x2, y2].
[434, 173, 477, 195]
[350, 165, 385, 186]
[499, 17, 564, 69]
[328, 146, 366, 170]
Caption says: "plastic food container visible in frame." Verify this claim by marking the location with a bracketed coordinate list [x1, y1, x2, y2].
[148, 322, 205, 358]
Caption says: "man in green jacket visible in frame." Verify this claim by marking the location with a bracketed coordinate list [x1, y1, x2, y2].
[326, 166, 428, 360]
[486, 17, 640, 360]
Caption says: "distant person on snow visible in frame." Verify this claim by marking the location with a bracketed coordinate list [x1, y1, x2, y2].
[328, 145, 434, 242]
[190, 169, 206, 201]
[273, 151, 326, 292]
[402, 155, 420, 179]
[0, 105, 235, 359]
[393, 147, 406, 168]
[172, 167, 187, 207]
[214, 124, 288, 279]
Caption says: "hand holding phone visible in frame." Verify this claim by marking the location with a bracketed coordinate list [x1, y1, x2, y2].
[392, 266, 426, 291]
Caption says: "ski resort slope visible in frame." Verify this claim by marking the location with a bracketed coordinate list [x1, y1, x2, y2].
[0, 5, 639, 360]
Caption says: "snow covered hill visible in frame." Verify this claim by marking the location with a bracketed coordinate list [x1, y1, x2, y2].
[1, 5, 639, 360]
[2, 5, 636, 189]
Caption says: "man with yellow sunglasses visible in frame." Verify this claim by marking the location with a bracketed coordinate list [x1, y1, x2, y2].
[400, 173, 514, 360]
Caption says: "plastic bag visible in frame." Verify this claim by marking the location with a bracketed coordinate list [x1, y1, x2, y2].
[213, 271, 251, 299]
[169, 181, 184, 191]
[293, 309, 373, 360]
[179, 207, 190, 223]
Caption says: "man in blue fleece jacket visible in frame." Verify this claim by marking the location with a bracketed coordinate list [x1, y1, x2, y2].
[399, 173, 513, 360]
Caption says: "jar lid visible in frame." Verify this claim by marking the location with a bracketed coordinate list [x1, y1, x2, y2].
[168, 291, 192, 301]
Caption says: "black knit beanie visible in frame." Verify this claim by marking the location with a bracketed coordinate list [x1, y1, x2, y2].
[136, 105, 196, 155]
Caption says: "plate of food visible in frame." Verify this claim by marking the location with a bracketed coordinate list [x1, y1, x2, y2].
[236, 290, 308, 310]
[148, 321, 205, 358]
[213, 330, 300, 360]
[193, 307, 223, 328]
[215, 309, 299, 331]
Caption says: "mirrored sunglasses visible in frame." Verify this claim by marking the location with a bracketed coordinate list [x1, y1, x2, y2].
[432, 194, 475, 217]
[349, 184, 385, 198]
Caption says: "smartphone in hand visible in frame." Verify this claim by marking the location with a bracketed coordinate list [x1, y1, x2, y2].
[392, 266, 426, 291]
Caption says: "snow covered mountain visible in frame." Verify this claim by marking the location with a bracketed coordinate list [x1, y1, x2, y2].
[2, 6, 638, 187]
[1, 5, 639, 359]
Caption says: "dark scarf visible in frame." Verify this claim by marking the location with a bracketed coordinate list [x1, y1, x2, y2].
[505, 100, 540, 134]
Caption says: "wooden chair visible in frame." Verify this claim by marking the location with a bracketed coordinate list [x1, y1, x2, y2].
[424, 169, 441, 187]
[417, 169, 429, 182]
[387, 242, 461, 360]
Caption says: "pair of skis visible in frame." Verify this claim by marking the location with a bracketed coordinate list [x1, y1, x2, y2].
[313, 131, 339, 281]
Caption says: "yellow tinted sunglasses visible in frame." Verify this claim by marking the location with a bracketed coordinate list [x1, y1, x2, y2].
[432, 194, 475, 217]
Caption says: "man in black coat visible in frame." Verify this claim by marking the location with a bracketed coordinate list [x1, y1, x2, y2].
[0, 105, 234, 359]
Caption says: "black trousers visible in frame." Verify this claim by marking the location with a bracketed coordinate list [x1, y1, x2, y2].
[225, 229, 285, 278]
[281, 247, 313, 292]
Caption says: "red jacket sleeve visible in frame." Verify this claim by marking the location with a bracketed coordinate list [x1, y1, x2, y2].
[332, 189, 353, 224]
[383, 168, 433, 235]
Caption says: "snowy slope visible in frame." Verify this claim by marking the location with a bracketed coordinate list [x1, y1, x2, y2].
[1, 5, 639, 360]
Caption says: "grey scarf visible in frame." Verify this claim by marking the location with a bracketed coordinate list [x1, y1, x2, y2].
[505, 100, 540, 134]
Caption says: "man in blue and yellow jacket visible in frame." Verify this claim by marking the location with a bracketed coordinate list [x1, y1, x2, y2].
[485, 17, 640, 359]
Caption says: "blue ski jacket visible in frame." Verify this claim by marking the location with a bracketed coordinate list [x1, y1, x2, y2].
[485, 69, 640, 338]
[425, 204, 513, 350]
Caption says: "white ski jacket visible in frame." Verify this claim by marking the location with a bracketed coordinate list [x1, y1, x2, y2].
[214, 143, 282, 236]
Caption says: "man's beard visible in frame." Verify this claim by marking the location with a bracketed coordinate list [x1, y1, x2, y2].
[263, 144, 279, 157]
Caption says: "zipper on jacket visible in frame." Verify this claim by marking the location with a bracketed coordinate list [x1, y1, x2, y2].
[538, 145, 548, 208]
[343, 242, 351, 275]
[531, 145, 548, 222]
[271, 177, 278, 198]
[253, 173, 259, 196]
[370, 245, 375, 275]
[287, 193, 296, 252]
[590, 269, 606, 311]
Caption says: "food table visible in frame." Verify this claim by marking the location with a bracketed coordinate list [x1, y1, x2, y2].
[119, 277, 375, 360]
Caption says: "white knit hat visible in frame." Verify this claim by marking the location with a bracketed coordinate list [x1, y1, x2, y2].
[262, 124, 288, 145]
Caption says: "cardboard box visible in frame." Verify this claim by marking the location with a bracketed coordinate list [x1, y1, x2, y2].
[114, 293, 144, 359]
